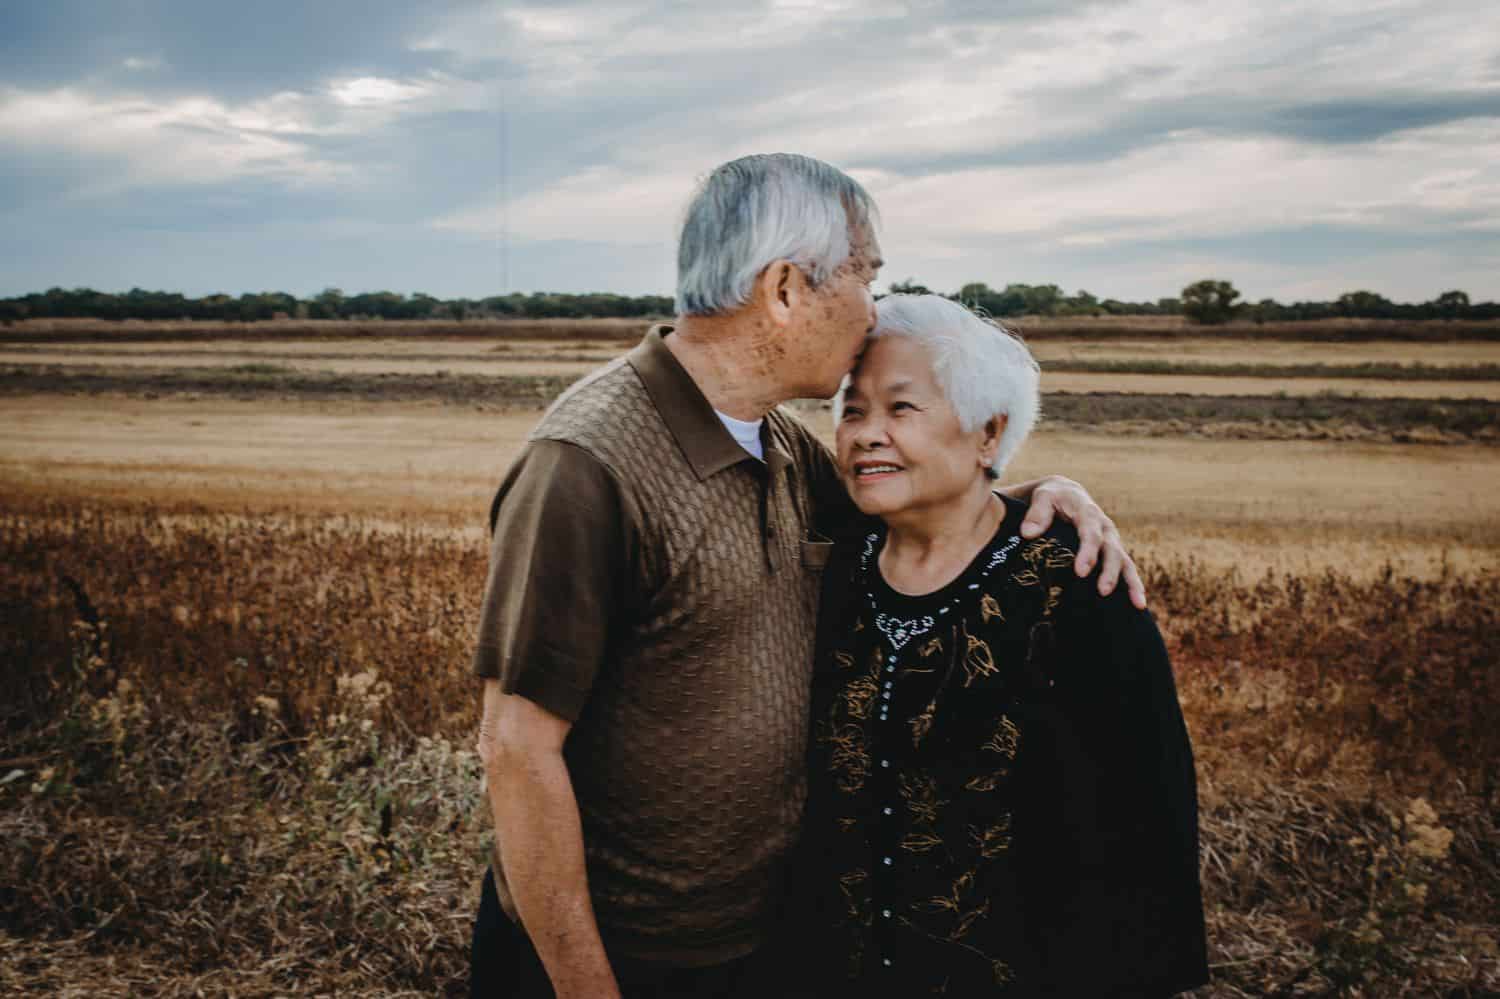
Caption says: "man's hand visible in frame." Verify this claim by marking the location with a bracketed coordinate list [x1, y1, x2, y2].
[1013, 475, 1147, 610]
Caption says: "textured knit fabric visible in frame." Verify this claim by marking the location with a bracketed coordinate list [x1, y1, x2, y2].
[473, 327, 845, 966]
[797, 496, 1209, 996]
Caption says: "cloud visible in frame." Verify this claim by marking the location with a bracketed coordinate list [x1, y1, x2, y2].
[4, 0, 1500, 299]
[430, 162, 700, 245]
[0, 86, 352, 192]
[329, 76, 436, 108]
[0, 68, 488, 197]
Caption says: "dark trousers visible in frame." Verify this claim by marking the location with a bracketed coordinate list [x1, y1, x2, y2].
[469, 869, 806, 999]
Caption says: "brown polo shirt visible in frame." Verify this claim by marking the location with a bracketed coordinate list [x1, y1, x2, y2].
[473, 326, 849, 966]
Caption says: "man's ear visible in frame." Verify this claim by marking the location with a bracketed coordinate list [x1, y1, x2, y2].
[757, 260, 803, 328]
[979, 415, 1006, 468]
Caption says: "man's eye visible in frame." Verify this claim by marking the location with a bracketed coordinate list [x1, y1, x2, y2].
[840, 407, 863, 420]
[892, 401, 915, 412]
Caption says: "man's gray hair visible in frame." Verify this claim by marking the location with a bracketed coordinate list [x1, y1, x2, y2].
[836, 294, 1042, 477]
[676, 153, 878, 316]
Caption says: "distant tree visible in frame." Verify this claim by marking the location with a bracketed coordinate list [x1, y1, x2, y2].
[1336, 290, 1394, 319]
[1433, 290, 1470, 319]
[1019, 284, 1061, 316]
[1181, 280, 1241, 325]
[1249, 298, 1284, 324]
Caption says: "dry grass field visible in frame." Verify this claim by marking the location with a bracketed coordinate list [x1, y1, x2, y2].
[1, 396, 1495, 578]
[2, 320, 1497, 996]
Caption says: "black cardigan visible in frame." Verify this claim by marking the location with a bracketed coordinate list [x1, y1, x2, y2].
[794, 497, 1208, 996]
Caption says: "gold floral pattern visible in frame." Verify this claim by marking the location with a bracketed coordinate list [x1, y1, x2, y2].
[809, 518, 1086, 993]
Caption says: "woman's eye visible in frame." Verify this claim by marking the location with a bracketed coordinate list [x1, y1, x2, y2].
[840, 407, 863, 420]
[892, 401, 915, 412]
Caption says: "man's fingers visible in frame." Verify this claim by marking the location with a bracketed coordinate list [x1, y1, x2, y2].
[1073, 520, 1103, 577]
[1020, 490, 1054, 539]
[1096, 541, 1124, 596]
[1124, 557, 1148, 610]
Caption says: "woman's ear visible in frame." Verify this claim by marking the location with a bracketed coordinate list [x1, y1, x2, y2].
[979, 415, 1006, 469]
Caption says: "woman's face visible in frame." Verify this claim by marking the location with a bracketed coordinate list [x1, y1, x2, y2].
[835, 335, 997, 520]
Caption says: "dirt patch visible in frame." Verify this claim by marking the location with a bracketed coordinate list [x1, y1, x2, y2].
[4, 364, 1497, 442]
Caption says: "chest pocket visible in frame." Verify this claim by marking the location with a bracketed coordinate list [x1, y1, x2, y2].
[800, 537, 833, 571]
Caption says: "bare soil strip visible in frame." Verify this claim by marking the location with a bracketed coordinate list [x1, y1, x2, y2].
[1040, 372, 1500, 400]
[7, 316, 1500, 343]
[5, 345, 1498, 383]
[1043, 359, 1500, 380]
[0, 350, 605, 377]
[6, 336, 1500, 369]
[3, 364, 1496, 442]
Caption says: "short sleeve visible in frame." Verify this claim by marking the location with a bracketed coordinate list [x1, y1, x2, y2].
[472, 438, 634, 723]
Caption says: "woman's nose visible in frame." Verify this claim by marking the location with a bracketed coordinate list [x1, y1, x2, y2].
[855, 416, 889, 449]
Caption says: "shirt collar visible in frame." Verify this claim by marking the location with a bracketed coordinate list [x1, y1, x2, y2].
[628, 324, 791, 481]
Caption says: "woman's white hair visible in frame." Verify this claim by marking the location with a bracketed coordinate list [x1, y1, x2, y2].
[836, 293, 1041, 477]
[675, 153, 878, 316]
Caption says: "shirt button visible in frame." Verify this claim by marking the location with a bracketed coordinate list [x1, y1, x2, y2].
[883, 958, 893, 967]
[883, 806, 893, 815]
[882, 691, 891, 700]
[880, 759, 890, 767]
[882, 908, 892, 918]
[886, 665, 894, 673]
[882, 856, 892, 865]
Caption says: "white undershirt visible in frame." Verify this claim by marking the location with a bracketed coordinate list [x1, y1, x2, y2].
[715, 408, 765, 462]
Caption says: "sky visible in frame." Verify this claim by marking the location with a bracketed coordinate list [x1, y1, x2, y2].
[1, 0, 1498, 304]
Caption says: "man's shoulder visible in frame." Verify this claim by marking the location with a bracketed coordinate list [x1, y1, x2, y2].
[528, 357, 662, 454]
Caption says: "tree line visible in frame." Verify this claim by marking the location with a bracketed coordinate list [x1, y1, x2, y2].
[937, 280, 1498, 324]
[2, 281, 1495, 325]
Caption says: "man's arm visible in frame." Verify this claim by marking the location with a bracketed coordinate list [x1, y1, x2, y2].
[471, 439, 636, 995]
[478, 681, 620, 998]
[1000, 475, 1147, 610]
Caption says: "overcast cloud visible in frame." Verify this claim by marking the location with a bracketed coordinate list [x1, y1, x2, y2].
[2, 0, 1497, 302]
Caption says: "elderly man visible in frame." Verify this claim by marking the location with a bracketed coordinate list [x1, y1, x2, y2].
[470, 153, 1143, 999]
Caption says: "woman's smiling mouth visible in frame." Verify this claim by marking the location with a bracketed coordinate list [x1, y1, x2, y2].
[853, 461, 903, 478]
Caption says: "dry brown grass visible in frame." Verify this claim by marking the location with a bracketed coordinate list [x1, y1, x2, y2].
[2, 352, 1498, 992]
[1, 494, 1496, 995]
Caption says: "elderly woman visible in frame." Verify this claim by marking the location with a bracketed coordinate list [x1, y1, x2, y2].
[797, 295, 1208, 996]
